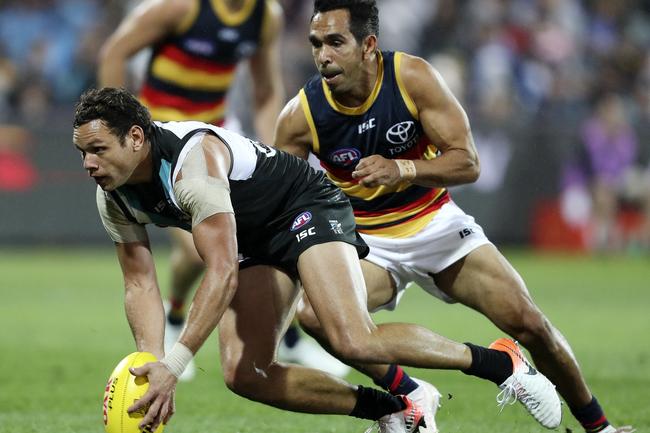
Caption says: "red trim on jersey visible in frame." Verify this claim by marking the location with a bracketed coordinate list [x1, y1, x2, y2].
[320, 161, 357, 182]
[157, 44, 237, 74]
[140, 84, 225, 113]
[354, 189, 449, 218]
[398, 136, 431, 160]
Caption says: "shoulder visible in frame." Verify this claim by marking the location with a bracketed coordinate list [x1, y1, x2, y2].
[397, 53, 439, 92]
[275, 93, 313, 154]
[261, 0, 284, 44]
[396, 52, 454, 110]
[278, 94, 309, 131]
[132, 0, 194, 24]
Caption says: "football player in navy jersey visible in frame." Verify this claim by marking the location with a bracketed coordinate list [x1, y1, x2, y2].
[274, 1, 633, 433]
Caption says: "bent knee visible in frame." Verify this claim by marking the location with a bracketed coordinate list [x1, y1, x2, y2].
[222, 363, 268, 399]
[503, 305, 556, 349]
[296, 301, 321, 334]
[326, 329, 376, 362]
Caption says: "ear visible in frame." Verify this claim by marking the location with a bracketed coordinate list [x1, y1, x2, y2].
[129, 125, 146, 151]
[362, 35, 377, 60]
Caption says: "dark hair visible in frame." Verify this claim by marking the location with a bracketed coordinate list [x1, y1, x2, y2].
[313, 0, 379, 43]
[73, 87, 153, 143]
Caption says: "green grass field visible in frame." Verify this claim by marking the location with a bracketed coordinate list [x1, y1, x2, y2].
[1, 248, 648, 433]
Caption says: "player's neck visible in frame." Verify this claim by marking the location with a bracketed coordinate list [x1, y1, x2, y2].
[220, 0, 249, 12]
[334, 54, 380, 108]
[127, 144, 154, 185]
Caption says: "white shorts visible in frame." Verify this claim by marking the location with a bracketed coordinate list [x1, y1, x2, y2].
[361, 201, 491, 312]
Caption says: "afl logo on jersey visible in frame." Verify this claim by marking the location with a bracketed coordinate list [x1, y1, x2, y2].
[386, 121, 415, 144]
[329, 148, 361, 168]
[291, 211, 312, 231]
[183, 39, 216, 56]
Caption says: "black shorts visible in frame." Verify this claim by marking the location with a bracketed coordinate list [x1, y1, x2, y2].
[238, 178, 368, 277]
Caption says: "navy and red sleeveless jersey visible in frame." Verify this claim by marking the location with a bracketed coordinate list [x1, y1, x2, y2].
[299, 51, 450, 237]
[140, 0, 266, 124]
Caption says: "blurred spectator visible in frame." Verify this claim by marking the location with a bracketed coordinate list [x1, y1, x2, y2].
[561, 92, 649, 252]
[0, 0, 117, 119]
[1, 0, 649, 249]
[0, 124, 37, 192]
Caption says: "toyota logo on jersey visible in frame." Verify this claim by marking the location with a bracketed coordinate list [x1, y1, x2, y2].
[329, 148, 362, 167]
[291, 211, 312, 231]
[386, 121, 415, 144]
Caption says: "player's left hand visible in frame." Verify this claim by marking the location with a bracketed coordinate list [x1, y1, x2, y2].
[352, 155, 402, 187]
[128, 361, 177, 431]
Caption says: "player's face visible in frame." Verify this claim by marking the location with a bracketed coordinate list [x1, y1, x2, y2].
[309, 9, 365, 94]
[73, 120, 143, 191]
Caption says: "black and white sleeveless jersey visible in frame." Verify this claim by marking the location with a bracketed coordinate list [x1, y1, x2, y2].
[97, 121, 362, 266]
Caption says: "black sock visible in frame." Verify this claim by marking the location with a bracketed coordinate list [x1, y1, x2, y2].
[373, 364, 419, 395]
[570, 397, 610, 432]
[283, 325, 300, 348]
[349, 385, 407, 420]
[167, 313, 184, 326]
[462, 343, 512, 385]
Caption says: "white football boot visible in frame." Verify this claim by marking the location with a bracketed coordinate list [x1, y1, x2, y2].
[407, 379, 441, 433]
[277, 336, 351, 378]
[364, 395, 426, 433]
[599, 425, 636, 432]
[163, 303, 196, 382]
[489, 338, 562, 429]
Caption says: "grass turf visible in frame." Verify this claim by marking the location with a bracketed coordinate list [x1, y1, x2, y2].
[0, 248, 648, 433]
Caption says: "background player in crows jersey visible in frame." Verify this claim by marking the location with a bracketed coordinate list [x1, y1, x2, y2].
[97, 0, 347, 379]
[73, 87, 563, 433]
[273, 1, 634, 433]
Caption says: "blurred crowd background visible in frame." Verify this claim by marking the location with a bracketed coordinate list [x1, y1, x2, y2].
[1, 0, 649, 254]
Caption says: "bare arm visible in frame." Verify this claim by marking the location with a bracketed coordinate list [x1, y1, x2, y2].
[273, 94, 313, 159]
[128, 134, 237, 430]
[115, 239, 165, 359]
[249, 0, 285, 144]
[98, 0, 192, 88]
[352, 53, 479, 188]
[176, 135, 239, 351]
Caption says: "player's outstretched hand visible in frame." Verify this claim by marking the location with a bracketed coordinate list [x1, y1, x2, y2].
[352, 155, 402, 187]
[128, 361, 177, 431]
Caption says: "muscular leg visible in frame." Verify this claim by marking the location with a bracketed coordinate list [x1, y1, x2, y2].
[168, 228, 204, 312]
[297, 242, 472, 369]
[219, 265, 358, 413]
[297, 259, 397, 380]
[433, 244, 592, 409]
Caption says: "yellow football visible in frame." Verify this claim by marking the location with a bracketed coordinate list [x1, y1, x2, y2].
[102, 352, 164, 433]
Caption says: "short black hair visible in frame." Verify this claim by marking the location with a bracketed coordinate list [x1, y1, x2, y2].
[73, 87, 152, 144]
[313, 0, 379, 43]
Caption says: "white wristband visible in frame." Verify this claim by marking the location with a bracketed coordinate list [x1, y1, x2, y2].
[395, 159, 416, 181]
[161, 342, 194, 378]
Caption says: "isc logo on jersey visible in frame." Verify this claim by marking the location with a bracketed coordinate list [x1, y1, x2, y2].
[329, 148, 361, 168]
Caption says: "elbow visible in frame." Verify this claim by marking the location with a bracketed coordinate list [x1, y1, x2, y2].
[207, 261, 239, 296]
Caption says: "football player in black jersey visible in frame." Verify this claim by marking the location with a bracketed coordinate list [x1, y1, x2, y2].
[98, 0, 349, 380]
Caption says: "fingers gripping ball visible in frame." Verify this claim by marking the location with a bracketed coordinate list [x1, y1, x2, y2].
[103, 352, 164, 433]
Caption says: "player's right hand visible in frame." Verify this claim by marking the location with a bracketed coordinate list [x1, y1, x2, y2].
[128, 362, 177, 430]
